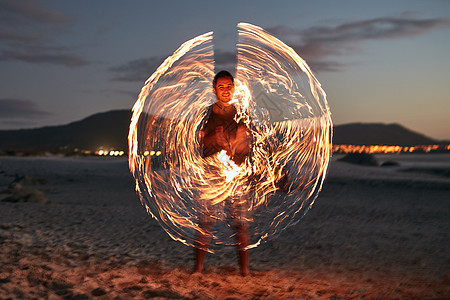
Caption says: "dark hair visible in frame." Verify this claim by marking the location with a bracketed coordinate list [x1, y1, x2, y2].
[213, 70, 234, 88]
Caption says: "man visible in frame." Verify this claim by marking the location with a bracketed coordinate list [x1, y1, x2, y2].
[195, 70, 251, 276]
[201, 71, 251, 164]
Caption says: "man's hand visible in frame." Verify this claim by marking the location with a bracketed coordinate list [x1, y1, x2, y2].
[232, 126, 251, 155]
[215, 126, 230, 151]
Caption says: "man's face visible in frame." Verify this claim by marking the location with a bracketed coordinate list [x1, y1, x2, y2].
[214, 77, 234, 105]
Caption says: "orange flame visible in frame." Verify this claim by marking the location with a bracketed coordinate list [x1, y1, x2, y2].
[128, 23, 332, 252]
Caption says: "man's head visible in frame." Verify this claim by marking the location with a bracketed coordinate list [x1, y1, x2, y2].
[213, 70, 234, 105]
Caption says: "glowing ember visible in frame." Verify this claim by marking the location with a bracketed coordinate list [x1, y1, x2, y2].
[129, 23, 332, 252]
[217, 150, 243, 182]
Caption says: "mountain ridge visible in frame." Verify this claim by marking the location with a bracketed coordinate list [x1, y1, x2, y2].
[0, 110, 446, 152]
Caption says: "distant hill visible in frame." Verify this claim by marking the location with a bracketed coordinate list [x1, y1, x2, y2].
[333, 123, 440, 146]
[0, 110, 444, 153]
[0, 110, 131, 152]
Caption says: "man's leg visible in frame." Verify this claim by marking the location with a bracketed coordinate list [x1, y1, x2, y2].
[194, 219, 213, 273]
[194, 248, 207, 273]
[236, 222, 250, 276]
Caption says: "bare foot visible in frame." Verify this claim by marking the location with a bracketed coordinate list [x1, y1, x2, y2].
[241, 267, 249, 277]
[192, 265, 203, 274]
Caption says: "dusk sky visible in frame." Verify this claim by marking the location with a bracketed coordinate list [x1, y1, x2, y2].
[1, 0, 449, 140]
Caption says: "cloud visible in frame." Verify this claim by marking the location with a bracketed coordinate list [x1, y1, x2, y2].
[303, 17, 449, 44]
[111, 16, 450, 78]
[109, 56, 166, 82]
[0, 28, 42, 43]
[306, 60, 345, 72]
[110, 50, 239, 82]
[0, 47, 89, 67]
[214, 50, 237, 73]
[267, 17, 450, 71]
[0, 98, 51, 119]
[0, 0, 71, 25]
[0, 1, 88, 68]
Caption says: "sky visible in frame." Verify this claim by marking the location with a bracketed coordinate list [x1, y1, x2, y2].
[0, 0, 449, 140]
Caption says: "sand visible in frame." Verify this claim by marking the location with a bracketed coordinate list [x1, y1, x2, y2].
[0, 154, 449, 299]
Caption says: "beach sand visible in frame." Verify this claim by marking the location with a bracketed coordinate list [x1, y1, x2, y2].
[0, 154, 449, 299]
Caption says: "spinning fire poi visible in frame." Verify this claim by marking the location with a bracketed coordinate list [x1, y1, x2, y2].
[128, 23, 332, 275]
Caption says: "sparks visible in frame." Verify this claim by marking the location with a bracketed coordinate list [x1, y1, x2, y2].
[128, 23, 332, 252]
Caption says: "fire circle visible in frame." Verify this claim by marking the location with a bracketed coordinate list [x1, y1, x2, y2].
[129, 23, 332, 252]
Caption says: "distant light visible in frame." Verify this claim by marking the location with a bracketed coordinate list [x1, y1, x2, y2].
[332, 144, 449, 154]
[150, 151, 155, 156]
[156, 151, 161, 156]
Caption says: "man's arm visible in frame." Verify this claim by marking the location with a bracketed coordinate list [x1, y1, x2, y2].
[202, 126, 231, 157]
